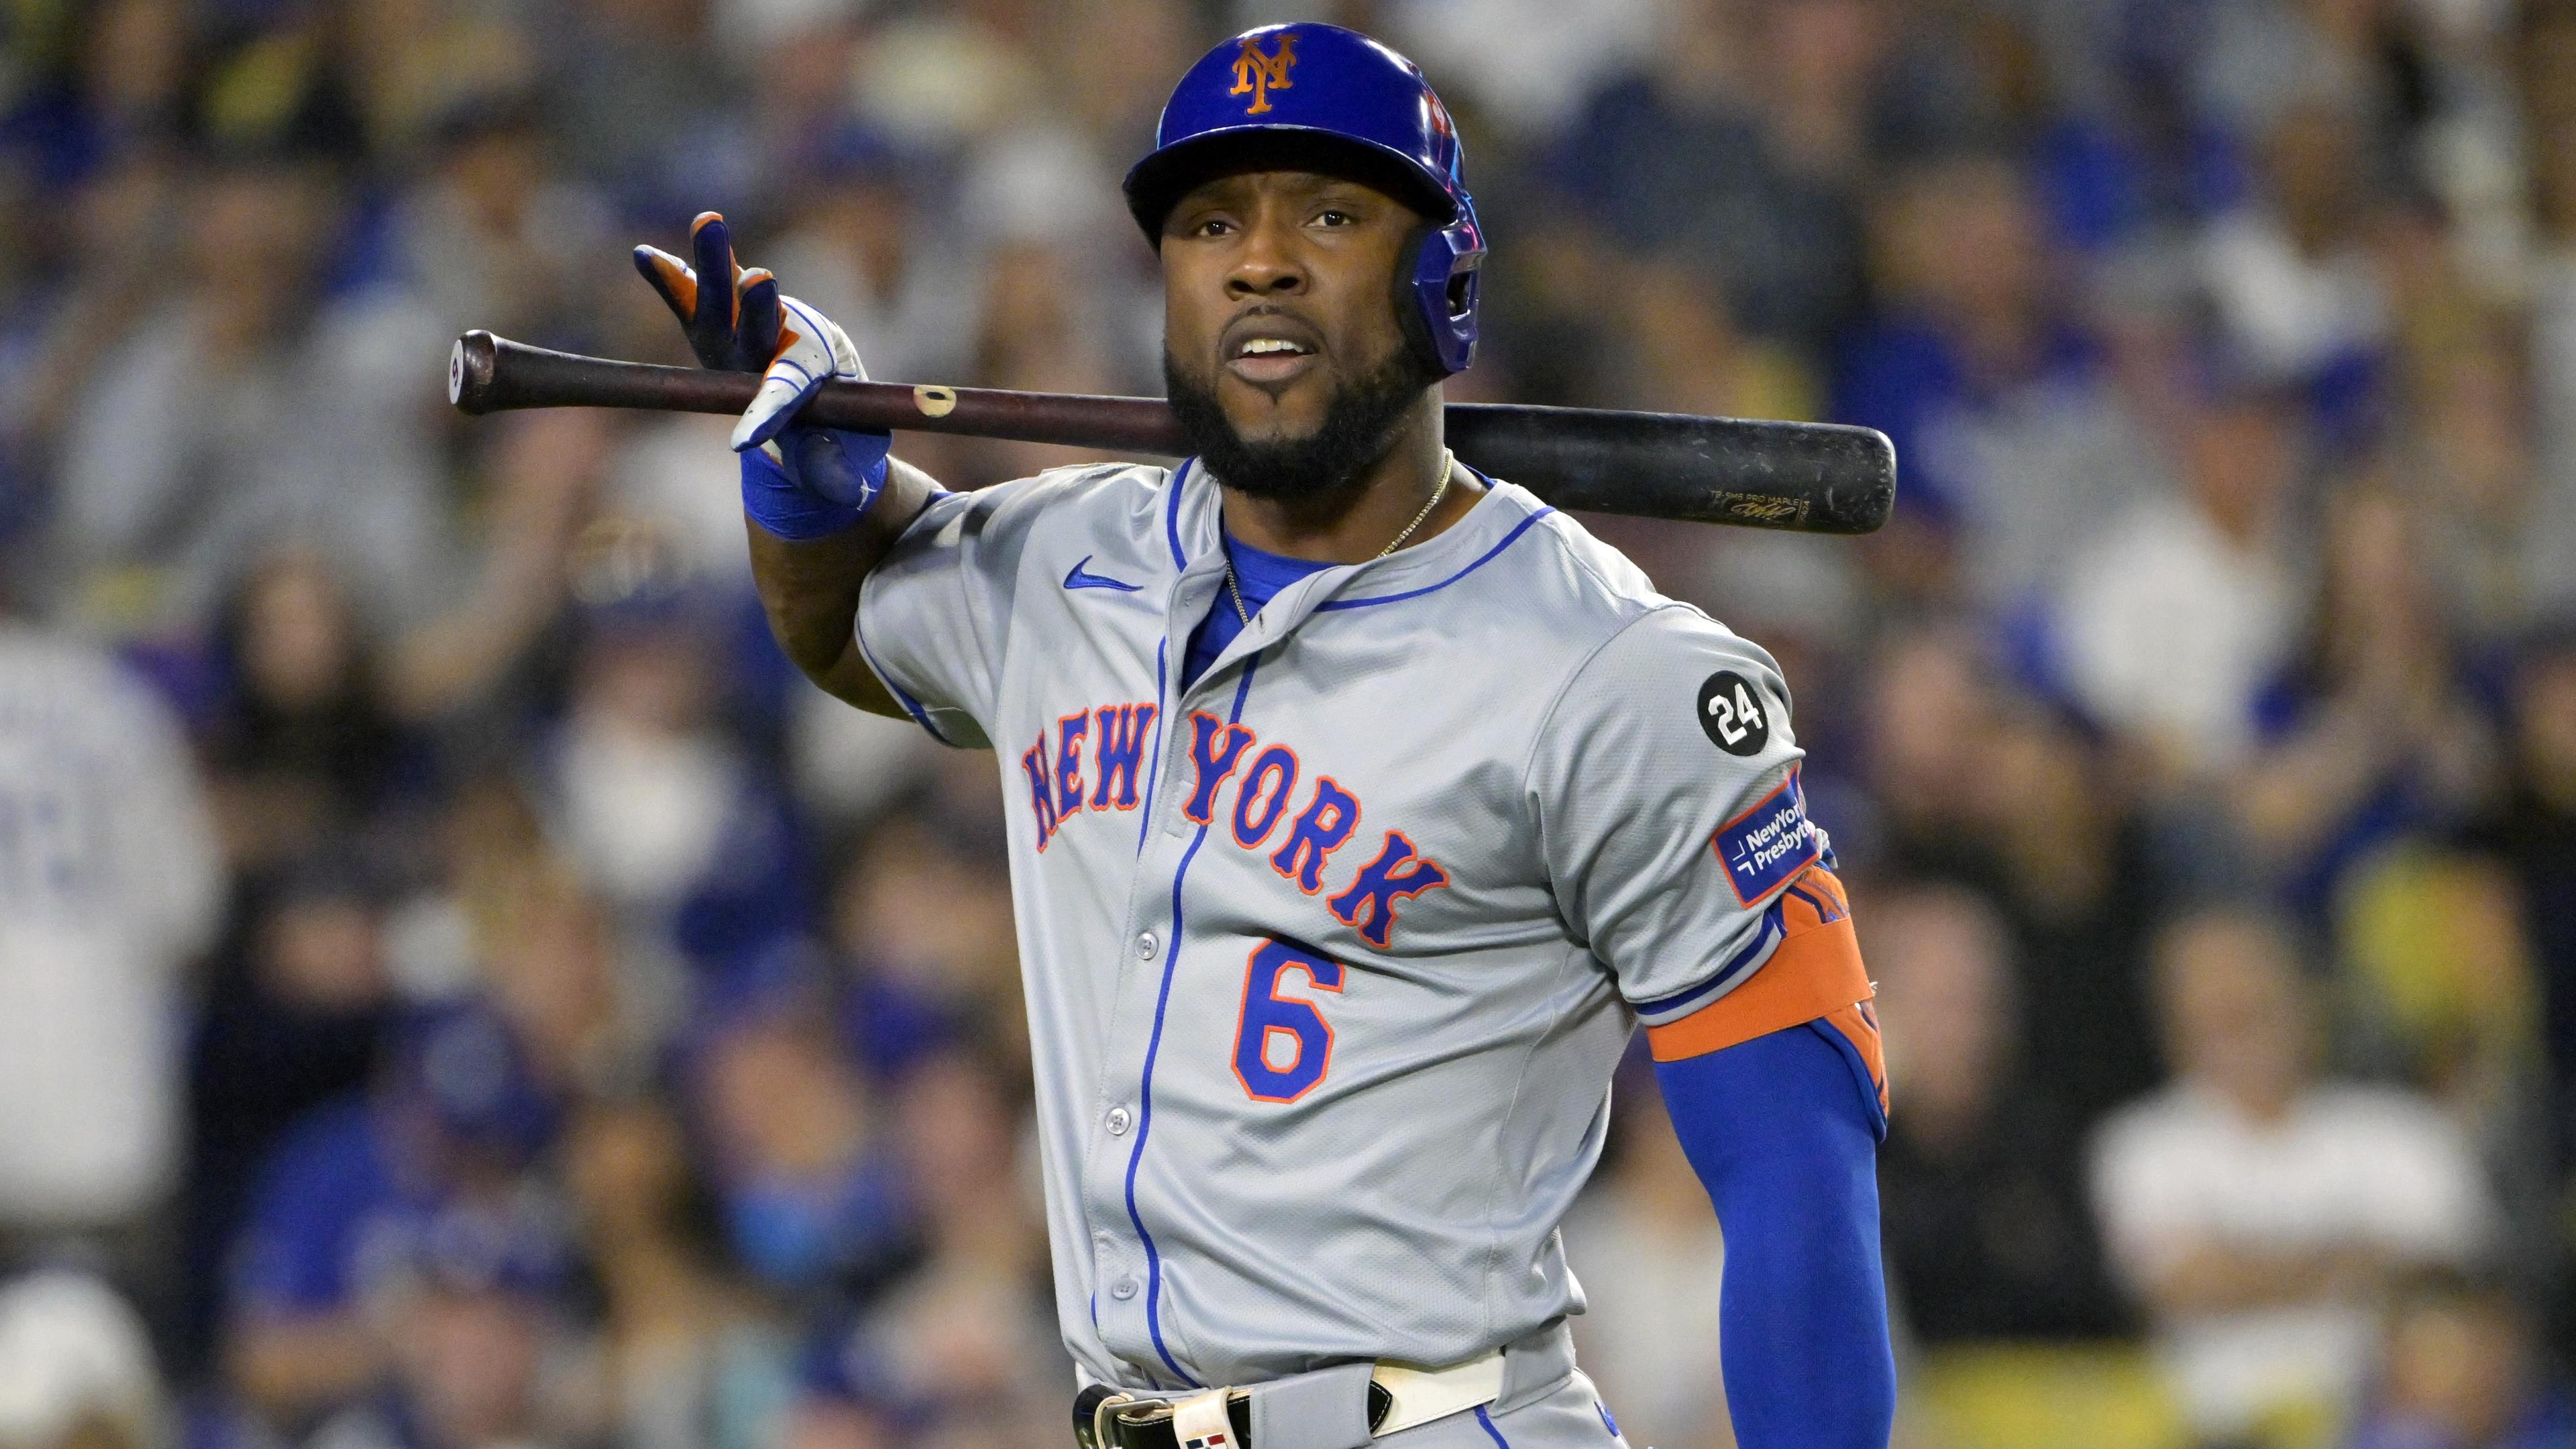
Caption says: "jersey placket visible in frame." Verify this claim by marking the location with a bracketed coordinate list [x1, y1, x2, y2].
[1077, 539, 1232, 1387]
[1077, 514, 1377, 1385]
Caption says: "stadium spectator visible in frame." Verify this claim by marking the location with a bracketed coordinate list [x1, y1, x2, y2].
[1860, 630, 2166, 1117]
[2091, 908, 2500, 1444]
[386, 91, 616, 354]
[828, 814, 1021, 1079]
[560, 1099, 795, 1449]
[380, 409, 606, 728]
[684, 981, 911, 1305]
[2237, 482, 2500, 916]
[757, 126, 978, 405]
[222, 1002, 564, 1428]
[0, 606, 221, 1277]
[50, 157, 449, 632]
[299, 1212, 577, 1449]
[1871, 885, 2129, 1344]
[1860, 622, 2003, 881]
[2195, 91, 2394, 437]
[535, 0, 737, 217]
[475, 867, 631, 1093]
[2469, 621, 2576, 1163]
[2343, 1271, 2575, 1449]
[957, 237, 1142, 483]
[2523, 2, 2576, 616]
[541, 601, 810, 981]
[1835, 152, 2154, 610]
[180, 862, 398, 1371]
[201, 553, 413, 876]
[1554, 0, 1870, 356]
[2405, 327, 2566, 641]
[1603, 254, 1816, 425]
[2055, 378, 2301, 785]
[0, 1269, 165, 1449]
[1375, 0, 1654, 144]
[1970, 702, 2169, 1122]
[838, 1048, 1058, 1444]
[0, 149, 179, 551]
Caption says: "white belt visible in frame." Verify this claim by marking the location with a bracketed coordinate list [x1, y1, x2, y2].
[1365, 1350, 1506, 1436]
[1161, 1348, 1503, 1446]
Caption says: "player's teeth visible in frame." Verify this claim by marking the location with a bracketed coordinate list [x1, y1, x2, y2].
[1242, 339, 1303, 356]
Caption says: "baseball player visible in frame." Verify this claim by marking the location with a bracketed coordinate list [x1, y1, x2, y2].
[635, 23, 1895, 1449]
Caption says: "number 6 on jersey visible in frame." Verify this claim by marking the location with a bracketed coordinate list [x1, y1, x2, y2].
[1233, 938, 1344, 1102]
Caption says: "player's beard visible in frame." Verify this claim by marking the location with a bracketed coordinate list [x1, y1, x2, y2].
[1164, 342, 1436, 504]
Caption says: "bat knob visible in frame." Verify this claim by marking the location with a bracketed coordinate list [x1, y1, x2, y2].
[449, 331, 501, 414]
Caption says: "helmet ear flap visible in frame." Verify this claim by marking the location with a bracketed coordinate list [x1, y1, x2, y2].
[1406, 213, 1484, 376]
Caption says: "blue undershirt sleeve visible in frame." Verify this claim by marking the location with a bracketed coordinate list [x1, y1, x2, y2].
[1652, 1023, 1897, 1449]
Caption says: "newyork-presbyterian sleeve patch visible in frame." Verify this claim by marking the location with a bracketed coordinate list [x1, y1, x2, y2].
[1711, 765, 1821, 907]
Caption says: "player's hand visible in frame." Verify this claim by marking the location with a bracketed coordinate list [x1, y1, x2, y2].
[634, 211, 761, 371]
[633, 212, 890, 521]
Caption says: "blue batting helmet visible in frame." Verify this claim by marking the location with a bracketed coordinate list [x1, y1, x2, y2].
[1123, 22, 1486, 376]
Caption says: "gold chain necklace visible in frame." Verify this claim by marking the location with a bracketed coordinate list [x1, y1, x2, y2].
[1227, 450, 1456, 625]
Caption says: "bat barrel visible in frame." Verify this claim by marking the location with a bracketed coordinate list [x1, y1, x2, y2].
[1446, 406, 1896, 535]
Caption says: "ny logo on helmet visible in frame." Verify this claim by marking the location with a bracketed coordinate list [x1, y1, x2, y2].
[1229, 32, 1297, 114]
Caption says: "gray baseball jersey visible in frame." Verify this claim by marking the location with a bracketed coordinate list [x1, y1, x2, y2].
[855, 460, 1878, 1419]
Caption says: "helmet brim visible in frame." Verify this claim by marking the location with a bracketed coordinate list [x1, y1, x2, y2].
[1123, 126, 1459, 245]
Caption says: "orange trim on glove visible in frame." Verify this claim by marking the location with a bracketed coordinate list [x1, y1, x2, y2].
[645, 250, 699, 316]
[1646, 865, 1872, 1065]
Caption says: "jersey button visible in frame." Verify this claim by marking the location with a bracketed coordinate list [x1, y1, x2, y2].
[1110, 1277, 1139, 1301]
[1106, 1106, 1133, 1136]
[1135, 932, 1159, 960]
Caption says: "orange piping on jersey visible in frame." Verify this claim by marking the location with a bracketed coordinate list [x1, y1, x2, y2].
[1646, 865, 1872, 1063]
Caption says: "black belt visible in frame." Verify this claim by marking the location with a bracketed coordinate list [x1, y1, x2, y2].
[1073, 1382, 1395, 1449]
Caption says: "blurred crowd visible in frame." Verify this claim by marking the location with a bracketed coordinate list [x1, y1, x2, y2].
[2, 1, 2574, 1448]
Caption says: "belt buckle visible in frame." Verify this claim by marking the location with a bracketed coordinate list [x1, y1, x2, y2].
[1075, 1387, 1138, 1449]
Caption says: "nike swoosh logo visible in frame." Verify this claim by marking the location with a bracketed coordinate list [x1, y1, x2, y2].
[1063, 556, 1141, 592]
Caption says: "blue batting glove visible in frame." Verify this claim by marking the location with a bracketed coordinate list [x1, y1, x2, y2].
[635, 213, 891, 539]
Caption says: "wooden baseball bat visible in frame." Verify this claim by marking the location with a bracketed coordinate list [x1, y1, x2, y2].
[448, 331, 1896, 535]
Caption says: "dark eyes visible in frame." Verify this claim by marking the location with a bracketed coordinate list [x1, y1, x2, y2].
[1187, 207, 1358, 237]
